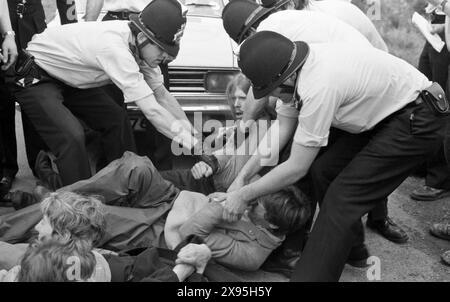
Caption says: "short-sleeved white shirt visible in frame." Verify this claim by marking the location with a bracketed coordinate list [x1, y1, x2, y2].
[257, 10, 374, 120]
[292, 44, 432, 147]
[103, 0, 151, 13]
[27, 21, 164, 103]
[306, 0, 385, 50]
[258, 10, 372, 51]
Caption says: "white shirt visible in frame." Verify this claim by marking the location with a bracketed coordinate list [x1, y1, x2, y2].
[307, 0, 388, 51]
[103, 0, 151, 13]
[292, 44, 432, 147]
[258, 10, 372, 49]
[257, 10, 373, 120]
[27, 21, 164, 103]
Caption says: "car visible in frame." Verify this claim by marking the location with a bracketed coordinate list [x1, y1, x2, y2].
[51, 0, 240, 125]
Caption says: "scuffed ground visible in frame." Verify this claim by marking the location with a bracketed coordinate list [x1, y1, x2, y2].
[2, 109, 449, 282]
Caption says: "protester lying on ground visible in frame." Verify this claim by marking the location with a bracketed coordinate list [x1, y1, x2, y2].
[0, 191, 212, 282]
[0, 152, 311, 272]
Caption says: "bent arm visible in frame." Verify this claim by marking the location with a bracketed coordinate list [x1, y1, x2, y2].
[135, 93, 199, 151]
[230, 114, 298, 188]
[239, 142, 320, 205]
[153, 85, 201, 135]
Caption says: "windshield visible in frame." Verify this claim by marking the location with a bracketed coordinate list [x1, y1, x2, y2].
[181, 0, 224, 18]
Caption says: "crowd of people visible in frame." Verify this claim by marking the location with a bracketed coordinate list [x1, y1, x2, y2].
[0, 0, 449, 282]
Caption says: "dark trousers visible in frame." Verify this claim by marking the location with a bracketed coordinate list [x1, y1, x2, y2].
[292, 100, 448, 281]
[418, 42, 450, 189]
[13, 80, 136, 186]
[277, 130, 389, 253]
[2, 1, 50, 175]
[0, 77, 19, 178]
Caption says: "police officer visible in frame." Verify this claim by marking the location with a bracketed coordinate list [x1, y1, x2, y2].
[221, 0, 409, 276]
[0, 0, 77, 197]
[221, 31, 448, 281]
[12, 0, 199, 186]
[84, 0, 175, 170]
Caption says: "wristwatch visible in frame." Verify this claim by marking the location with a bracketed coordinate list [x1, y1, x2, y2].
[2, 31, 15, 38]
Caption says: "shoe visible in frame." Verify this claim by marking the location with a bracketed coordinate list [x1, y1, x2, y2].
[441, 250, 450, 266]
[367, 217, 409, 244]
[0, 176, 13, 192]
[430, 223, 450, 241]
[346, 243, 370, 268]
[35, 151, 63, 191]
[3, 191, 39, 210]
[261, 249, 301, 278]
[410, 185, 450, 201]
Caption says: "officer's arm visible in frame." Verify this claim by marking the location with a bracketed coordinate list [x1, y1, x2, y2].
[238, 142, 320, 203]
[135, 94, 200, 151]
[153, 85, 201, 135]
[84, 0, 104, 21]
[229, 113, 297, 191]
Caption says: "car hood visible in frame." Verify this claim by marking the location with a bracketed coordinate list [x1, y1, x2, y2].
[170, 16, 237, 69]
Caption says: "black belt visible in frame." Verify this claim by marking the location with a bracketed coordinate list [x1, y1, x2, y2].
[106, 11, 135, 21]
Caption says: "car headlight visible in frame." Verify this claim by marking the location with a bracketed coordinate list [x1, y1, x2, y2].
[205, 71, 239, 93]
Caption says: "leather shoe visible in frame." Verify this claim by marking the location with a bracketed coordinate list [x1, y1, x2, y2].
[346, 243, 370, 268]
[261, 248, 301, 278]
[430, 223, 450, 241]
[367, 217, 409, 244]
[410, 185, 450, 201]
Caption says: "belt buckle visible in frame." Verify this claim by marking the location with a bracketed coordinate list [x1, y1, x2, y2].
[121, 12, 129, 20]
[17, 3, 26, 18]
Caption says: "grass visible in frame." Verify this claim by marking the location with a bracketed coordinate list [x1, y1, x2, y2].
[353, 0, 428, 66]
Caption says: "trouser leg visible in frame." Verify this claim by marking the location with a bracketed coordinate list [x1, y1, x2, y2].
[419, 42, 450, 188]
[15, 82, 91, 185]
[62, 151, 179, 209]
[63, 86, 136, 167]
[292, 104, 447, 282]
[0, 77, 18, 178]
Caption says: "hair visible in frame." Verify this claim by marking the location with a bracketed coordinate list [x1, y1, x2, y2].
[225, 73, 252, 118]
[259, 185, 311, 235]
[18, 238, 96, 282]
[40, 192, 106, 247]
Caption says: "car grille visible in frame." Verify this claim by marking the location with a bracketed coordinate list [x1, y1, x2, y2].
[169, 68, 207, 93]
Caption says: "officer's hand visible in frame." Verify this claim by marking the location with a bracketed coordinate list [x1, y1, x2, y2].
[191, 161, 213, 180]
[1, 36, 18, 71]
[431, 24, 445, 35]
[176, 244, 212, 274]
[222, 190, 247, 223]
